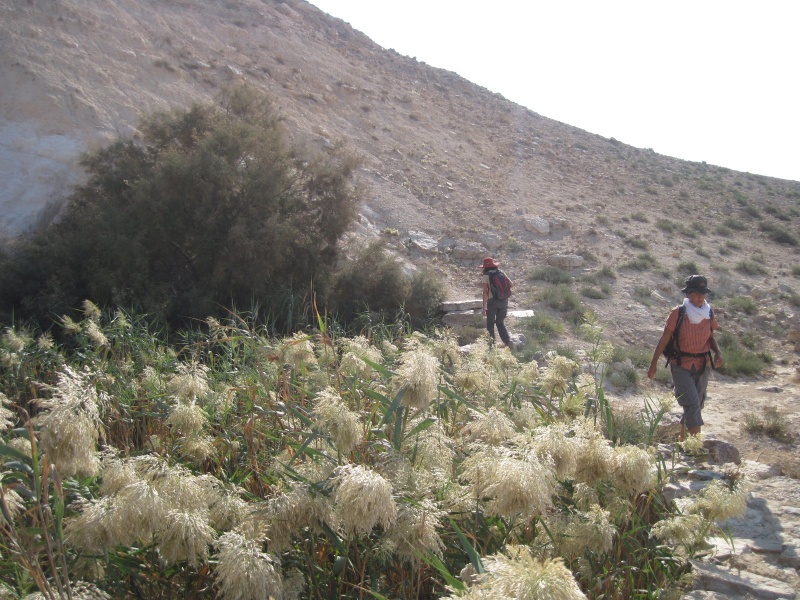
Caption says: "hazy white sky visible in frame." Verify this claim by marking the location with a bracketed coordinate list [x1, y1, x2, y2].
[307, 1, 799, 182]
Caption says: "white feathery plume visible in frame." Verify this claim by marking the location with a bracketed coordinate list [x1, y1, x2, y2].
[688, 479, 748, 522]
[0, 393, 14, 432]
[167, 360, 210, 403]
[612, 445, 656, 495]
[333, 464, 398, 537]
[157, 508, 216, 568]
[33, 366, 106, 477]
[215, 531, 283, 600]
[463, 407, 517, 445]
[312, 387, 364, 454]
[384, 498, 445, 565]
[451, 545, 587, 600]
[395, 346, 440, 410]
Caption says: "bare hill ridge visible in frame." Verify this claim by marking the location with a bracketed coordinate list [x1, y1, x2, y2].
[2, 0, 800, 338]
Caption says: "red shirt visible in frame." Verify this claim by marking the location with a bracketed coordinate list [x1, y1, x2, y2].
[665, 305, 718, 371]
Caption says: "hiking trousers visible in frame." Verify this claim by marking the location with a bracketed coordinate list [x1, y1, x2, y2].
[671, 362, 710, 430]
[486, 297, 510, 346]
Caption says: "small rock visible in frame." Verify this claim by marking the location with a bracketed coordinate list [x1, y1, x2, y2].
[451, 243, 486, 261]
[742, 460, 782, 481]
[780, 546, 800, 568]
[756, 385, 783, 393]
[547, 253, 584, 268]
[523, 217, 550, 235]
[406, 230, 439, 253]
[688, 559, 797, 599]
[702, 436, 741, 465]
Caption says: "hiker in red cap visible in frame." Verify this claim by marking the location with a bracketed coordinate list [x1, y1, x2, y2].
[480, 257, 512, 347]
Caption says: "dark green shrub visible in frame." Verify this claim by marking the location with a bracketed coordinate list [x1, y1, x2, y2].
[540, 284, 583, 324]
[0, 86, 361, 330]
[722, 216, 747, 231]
[717, 331, 772, 376]
[581, 284, 611, 299]
[735, 260, 768, 276]
[528, 265, 573, 285]
[715, 225, 733, 237]
[763, 224, 798, 246]
[622, 252, 658, 271]
[723, 296, 758, 315]
[676, 261, 700, 276]
[582, 265, 617, 283]
[405, 267, 447, 326]
[517, 313, 565, 344]
[328, 241, 410, 323]
[625, 237, 649, 250]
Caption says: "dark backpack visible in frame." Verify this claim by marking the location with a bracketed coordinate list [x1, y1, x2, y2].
[662, 305, 714, 367]
[488, 269, 512, 300]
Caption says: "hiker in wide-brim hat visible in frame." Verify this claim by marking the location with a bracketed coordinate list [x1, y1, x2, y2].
[648, 274, 724, 440]
[480, 257, 512, 347]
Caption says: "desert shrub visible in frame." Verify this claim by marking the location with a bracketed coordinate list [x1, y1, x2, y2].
[722, 216, 747, 231]
[611, 345, 652, 369]
[633, 286, 653, 306]
[0, 86, 360, 330]
[722, 296, 758, 315]
[582, 265, 617, 283]
[505, 236, 524, 252]
[715, 225, 733, 237]
[630, 212, 649, 223]
[404, 267, 447, 326]
[328, 240, 444, 326]
[717, 330, 772, 376]
[763, 206, 792, 221]
[607, 362, 640, 390]
[744, 205, 762, 219]
[539, 284, 584, 324]
[676, 260, 700, 276]
[734, 259, 768, 276]
[581, 284, 611, 299]
[743, 406, 793, 443]
[517, 313, 565, 344]
[731, 189, 748, 205]
[622, 252, 658, 271]
[655, 218, 678, 233]
[760, 222, 799, 246]
[608, 408, 652, 446]
[625, 237, 649, 250]
[695, 247, 710, 258]
[528, 265, 573, 285]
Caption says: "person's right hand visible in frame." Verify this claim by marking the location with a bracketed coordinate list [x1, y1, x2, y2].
[647, 364, 657, 380]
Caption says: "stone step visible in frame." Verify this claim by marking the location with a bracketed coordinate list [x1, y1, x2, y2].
[441, 299, 482, 312]
[688, 559, 797, 599]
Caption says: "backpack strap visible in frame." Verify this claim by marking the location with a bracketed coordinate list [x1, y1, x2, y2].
[664, 305, 686, 367]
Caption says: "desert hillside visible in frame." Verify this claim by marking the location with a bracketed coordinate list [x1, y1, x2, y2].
[2, 0, 800, 342]
[3, 2, 800, 597]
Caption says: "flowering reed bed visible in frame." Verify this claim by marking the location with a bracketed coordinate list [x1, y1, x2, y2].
[0, 305, 746, 599]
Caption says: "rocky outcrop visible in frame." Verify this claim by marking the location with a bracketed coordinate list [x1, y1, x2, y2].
[546, 253, 584, 268]
[666, 442, 800, 599]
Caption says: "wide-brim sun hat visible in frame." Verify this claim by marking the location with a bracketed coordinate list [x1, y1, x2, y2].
[479, 257, 499, 269]
[681, 274, 711, 294]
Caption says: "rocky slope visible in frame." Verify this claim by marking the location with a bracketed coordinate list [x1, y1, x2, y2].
[3, 0, 800, 596]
